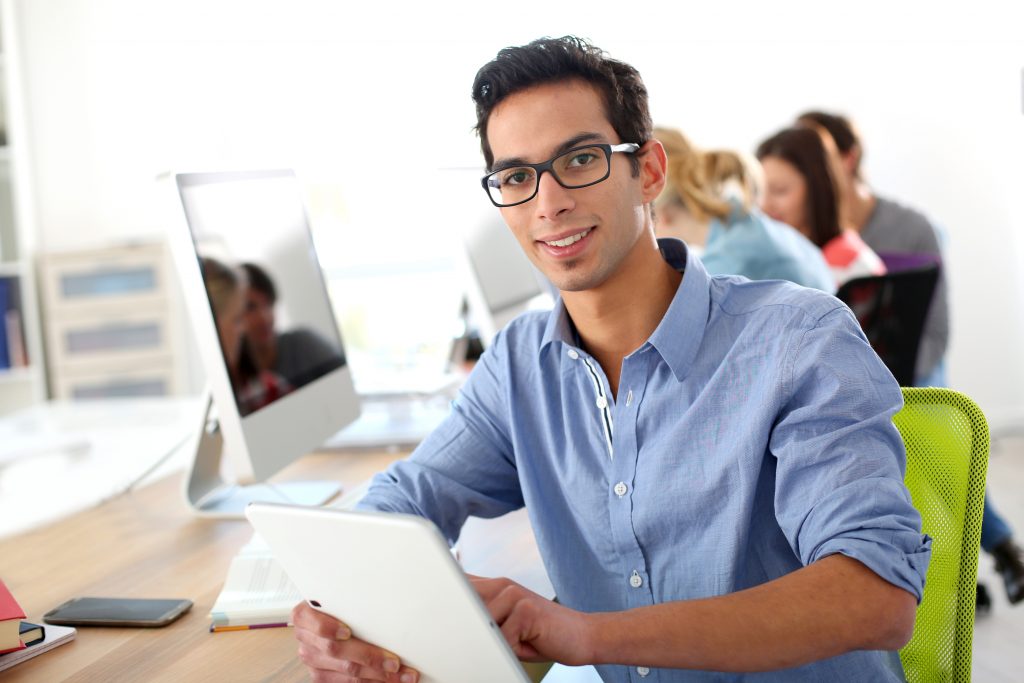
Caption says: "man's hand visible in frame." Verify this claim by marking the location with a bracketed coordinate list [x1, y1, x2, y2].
[469, 576, 594, 665]
[291, 602, 420, 683]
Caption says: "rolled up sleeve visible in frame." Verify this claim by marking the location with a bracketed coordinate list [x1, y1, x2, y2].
[770, 305, 932, 601]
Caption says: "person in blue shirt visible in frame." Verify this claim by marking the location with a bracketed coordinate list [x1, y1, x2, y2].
[292, 37, 929, 682]
[653, 127, 834, 293]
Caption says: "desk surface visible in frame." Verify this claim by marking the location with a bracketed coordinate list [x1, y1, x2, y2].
[0, 448, 545, 681]
[1, 449, 553, 681]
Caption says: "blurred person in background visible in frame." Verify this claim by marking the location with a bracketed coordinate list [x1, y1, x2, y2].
[756, 125, 885, 289]
[797, 111, 948, 386]
[201, 256, 248, 387]
[240, 262, 345, 391]
[801, 110, 1023, 609]
[654, 126, 833, 291]
[202, 256, 290, 416]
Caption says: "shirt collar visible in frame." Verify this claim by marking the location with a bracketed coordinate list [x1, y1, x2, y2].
[541, 238, 712, 382]
[648, 238, 710, 381]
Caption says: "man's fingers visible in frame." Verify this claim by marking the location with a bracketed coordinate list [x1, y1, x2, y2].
[294, 626, 418, 682]
[469, 575, 517, 603]
[300, 651, 387, 681]
[292, 601, 352, 639]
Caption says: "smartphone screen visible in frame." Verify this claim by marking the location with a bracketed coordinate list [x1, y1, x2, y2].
[44, 597, 193, 627]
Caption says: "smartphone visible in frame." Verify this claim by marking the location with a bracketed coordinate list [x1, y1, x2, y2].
[43, 597, 193, 627]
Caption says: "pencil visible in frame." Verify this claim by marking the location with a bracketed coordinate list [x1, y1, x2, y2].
[209, 622, 290, 633]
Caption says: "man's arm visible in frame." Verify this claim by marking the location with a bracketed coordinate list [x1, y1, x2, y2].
[292, 333, 522, 683]
[476, 554, 916, 670]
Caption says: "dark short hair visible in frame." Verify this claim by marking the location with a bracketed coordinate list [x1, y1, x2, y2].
[241, 262, 277, 304]
[756, 126, 842, 248]
[472, 36, 651, 175]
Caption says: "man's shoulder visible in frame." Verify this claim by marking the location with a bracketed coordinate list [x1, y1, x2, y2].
[490, 309, 555, 351]
[709, 275, 845, 327]
[870, 195, 936, 234]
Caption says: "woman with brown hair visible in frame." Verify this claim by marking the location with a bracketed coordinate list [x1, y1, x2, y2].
[756, 126, 885, 288]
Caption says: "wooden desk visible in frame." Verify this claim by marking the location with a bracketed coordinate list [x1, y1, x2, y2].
[0, 450, 403, 682]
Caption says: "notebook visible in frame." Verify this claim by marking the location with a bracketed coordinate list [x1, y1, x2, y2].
[246, 503, 531, 683]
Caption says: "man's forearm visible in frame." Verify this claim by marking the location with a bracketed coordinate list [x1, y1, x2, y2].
[584, 555, 917, 672]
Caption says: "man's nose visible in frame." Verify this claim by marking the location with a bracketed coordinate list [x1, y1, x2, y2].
[534, 171, 574, 220]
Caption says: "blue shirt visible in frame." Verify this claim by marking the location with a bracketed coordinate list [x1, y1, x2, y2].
[360, 239, 930, 682]
[702, 205, 835, 293]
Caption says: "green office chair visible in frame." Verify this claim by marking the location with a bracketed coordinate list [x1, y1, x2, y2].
[896, 387, 989, 683]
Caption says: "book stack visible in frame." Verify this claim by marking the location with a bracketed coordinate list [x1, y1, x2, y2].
[0, 278, 28, 370]
[0, 578, 76, 673]
[0, 578, 27, 655]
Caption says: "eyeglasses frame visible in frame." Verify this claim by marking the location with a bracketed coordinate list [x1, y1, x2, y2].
[480, 142, 641, 208]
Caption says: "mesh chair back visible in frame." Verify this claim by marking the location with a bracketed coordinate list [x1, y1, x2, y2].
[836, 265, 940, 385]
[896, 388, 989, 682]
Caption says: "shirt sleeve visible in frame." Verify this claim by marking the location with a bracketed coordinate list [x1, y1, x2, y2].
[355, 333, 524, 544]
[769, 305, 932, 601]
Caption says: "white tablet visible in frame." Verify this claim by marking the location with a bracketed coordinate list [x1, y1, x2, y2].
[245, 502, 531, 683]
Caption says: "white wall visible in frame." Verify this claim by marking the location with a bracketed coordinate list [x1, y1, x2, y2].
[12, 0, 1024, 424]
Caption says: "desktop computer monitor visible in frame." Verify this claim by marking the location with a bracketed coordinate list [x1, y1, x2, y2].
[170, 169, 361, 516]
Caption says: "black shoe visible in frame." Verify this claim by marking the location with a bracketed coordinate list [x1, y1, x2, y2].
[992, 538, 1024, 605]
[976, 582, 992, 615]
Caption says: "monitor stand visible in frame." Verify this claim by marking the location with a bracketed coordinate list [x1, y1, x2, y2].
[184, 393, 340, 518]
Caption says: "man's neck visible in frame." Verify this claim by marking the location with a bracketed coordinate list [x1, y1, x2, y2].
[846, 179, 877, 232]
[562, 235, 682, 399]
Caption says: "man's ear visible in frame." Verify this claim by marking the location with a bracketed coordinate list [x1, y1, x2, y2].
[638, 139, 668, 204]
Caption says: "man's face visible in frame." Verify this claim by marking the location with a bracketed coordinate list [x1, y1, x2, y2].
[485, 80, 657, 293]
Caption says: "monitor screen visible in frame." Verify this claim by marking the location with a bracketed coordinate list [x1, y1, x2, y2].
[177, 171, 347, 417]
[171, 169, 360, 508]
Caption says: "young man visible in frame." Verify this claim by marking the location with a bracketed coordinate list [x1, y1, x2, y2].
[293, 38, 929, 682]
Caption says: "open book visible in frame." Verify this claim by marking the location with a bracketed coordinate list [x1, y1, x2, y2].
[209, 533, 301, 631]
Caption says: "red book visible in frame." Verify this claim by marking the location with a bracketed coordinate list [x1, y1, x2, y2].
[0, 579, 27, 654]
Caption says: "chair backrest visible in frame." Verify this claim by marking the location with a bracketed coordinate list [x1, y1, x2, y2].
[896, 387, 989, 683]
[835, 264, 940, 385]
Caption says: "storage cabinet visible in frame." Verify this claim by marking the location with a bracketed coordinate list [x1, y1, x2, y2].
[40, 243, 184, 400]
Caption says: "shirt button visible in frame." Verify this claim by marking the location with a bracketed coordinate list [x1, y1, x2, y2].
[567, 349, 579, 360]
[629, 570, 643, 588]
[637, 667, 650, 677]
[613, 482, 627, 497]
[595, 396, 608, 409]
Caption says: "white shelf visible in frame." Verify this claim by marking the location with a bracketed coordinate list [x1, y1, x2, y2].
[0, 1, 46, 414]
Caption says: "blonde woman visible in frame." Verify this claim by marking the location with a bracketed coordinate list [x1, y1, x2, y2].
[655, 126, 833, 291]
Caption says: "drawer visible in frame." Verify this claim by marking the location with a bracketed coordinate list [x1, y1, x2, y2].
[53, 361, 179, 400]
[41, 244, 172, 313]
[48, 309, 175, 369]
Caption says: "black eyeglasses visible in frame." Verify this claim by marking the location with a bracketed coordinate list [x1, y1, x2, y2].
[481, 142, 640, 208]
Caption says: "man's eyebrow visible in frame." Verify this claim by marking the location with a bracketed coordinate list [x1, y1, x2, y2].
[490, 132, 608, 171]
